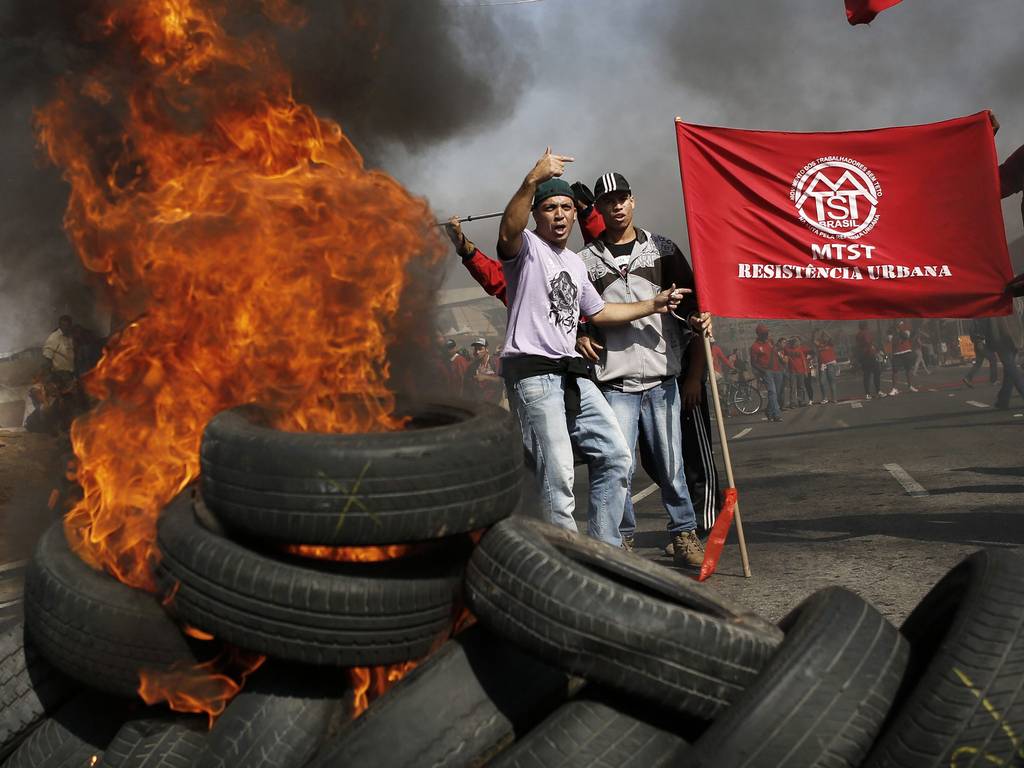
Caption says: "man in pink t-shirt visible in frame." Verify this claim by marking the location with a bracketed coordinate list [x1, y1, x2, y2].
[496, 149, 686, 547]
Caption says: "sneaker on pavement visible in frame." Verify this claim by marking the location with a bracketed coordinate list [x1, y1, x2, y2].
[821, 399, 829, 404]
[876, 391, 886, 398]
[621, 535, 635, 552]
[664, 540, 675, 557]
[889, 388, 899, 396]
[909, 386, 919, 392]
[865, 394, 872, 400]
[672, 530, 705, 569]
[961, 377, 974, 388]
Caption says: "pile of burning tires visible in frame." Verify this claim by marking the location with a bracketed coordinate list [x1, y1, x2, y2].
[1, 399, 1022, 767]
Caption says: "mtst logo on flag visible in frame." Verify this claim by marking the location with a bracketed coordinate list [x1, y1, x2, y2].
[675, 112, 1013, 319]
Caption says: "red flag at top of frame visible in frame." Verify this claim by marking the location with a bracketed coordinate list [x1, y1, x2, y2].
[674, 112, 1013, 320]
[845, 0, 903, 25]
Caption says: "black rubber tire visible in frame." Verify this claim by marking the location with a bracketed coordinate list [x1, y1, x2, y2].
[864, 548, 1024, 768]
[23, 522, 201, 699]
[196, 661, 346, 768]
[199, 400, 522, 545]
[692, 587, 909, 768]
[488, 691, 696, 768]
[2, 692, 129, 768]
[307, 624, 572, 768]
[0, 622, 78, 760]
[465, 517, 784, 720]
[155, 492, 468, 666]
[102, 717, 207, 768]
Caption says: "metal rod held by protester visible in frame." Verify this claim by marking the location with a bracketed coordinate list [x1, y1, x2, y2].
[435, 211, 504, 226]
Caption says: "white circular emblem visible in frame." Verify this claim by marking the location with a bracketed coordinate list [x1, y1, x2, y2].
[790, 156, 882, 240]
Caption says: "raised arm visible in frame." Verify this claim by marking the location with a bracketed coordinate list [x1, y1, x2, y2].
[497, 148, 574, 260]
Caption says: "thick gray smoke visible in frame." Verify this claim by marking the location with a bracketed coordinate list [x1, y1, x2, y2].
[0, 0, 529, 353]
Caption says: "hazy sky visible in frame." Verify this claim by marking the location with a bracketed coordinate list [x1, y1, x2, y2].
[384, 0, 1024, 290]
[1, 0, 1021, 349]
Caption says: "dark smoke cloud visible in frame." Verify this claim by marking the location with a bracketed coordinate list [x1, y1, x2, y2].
[264, 0, 530, 153]
[0, 0, 530, 351]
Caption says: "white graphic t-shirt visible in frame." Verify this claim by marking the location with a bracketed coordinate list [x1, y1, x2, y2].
[501, 229, 604, 359]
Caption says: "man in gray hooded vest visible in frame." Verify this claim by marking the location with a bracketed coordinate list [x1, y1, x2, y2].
[578, 172, 705, 568]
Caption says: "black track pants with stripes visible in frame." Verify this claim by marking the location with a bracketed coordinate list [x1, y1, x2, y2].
[681, 378, 721, 535]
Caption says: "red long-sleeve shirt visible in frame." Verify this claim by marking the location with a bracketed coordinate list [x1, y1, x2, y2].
[750, 340, 780, 372]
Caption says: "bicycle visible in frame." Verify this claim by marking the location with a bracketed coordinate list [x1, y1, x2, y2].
[718, 376, 763, 416]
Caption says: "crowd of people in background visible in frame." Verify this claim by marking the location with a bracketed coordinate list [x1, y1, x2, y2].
[429, 128, 1024, 558]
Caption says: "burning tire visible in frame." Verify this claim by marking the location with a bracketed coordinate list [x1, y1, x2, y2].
[103, 716, 207, 768]
[199, 400, 522, 545]
[487, 691, 695, 768]
[691, 587, 908, 768]
[864, 549, 1024, 768]
[465, 518, 784, 721]
[0, 622, 78, 760]
[23, 522, 201, 699]
[155, 492, 468, 667]
[309, 624, 571, 768]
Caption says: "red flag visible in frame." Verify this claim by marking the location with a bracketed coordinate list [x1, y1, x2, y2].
[698, 488, 737, 582]
[676, 112, 1013, 319]
[845, 0, 903, 24]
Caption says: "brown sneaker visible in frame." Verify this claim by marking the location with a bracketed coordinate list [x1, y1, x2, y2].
[672, 530, 705, 569]
[621, 535, 635, 552]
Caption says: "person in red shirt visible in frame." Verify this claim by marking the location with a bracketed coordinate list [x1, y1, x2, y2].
[854, 321, 885, 399]
[888, 320, 917, 395]
[814, 331, 839, 403]
[784, 336, 812, 407]
[750, 324, 783, 422]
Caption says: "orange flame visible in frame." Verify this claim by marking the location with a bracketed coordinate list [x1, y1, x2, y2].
[35, 0, 444, 591]
[285, 543, 419, 563]
[138, 647, 266, 727]
[348, 661, 419, 719]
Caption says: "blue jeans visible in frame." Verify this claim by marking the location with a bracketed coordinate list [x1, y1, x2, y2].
[819, 362, 838, 401]
[604, 379, 697, 539]
[508, 374, 632, 546]
[761, 370, 783, 418]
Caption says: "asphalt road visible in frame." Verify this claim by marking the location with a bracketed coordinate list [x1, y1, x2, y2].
[569, 361, 1024, 624]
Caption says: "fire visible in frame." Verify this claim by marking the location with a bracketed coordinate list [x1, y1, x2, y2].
[285, 543, 419, 563]
[34, 0, 444, 591]
[349, 661, 419, 719]
[138, 647, 267, 727]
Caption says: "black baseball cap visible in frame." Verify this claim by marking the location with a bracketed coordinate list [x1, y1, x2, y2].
[593, 172, 631, 200]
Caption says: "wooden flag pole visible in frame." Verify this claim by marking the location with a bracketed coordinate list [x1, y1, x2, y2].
[675, 116, 751, 578]
[701, 329, 752, 578]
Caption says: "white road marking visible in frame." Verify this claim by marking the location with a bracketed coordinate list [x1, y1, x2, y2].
[837, 419, 850, 428]
[0, 560, 27, 575]
[0, 598, 22, 610]
[948, 393, 956, 397]
[884, 463, 929, 497]
[1015, 414, 1023, 419]
[850, 401, 863, 409]
[631, 483, 658, 504]
[732, 428, 752, 440]
[966, 401, 990, 409]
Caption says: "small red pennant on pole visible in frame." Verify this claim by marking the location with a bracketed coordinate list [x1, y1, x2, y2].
[698, 488, 738, 582]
